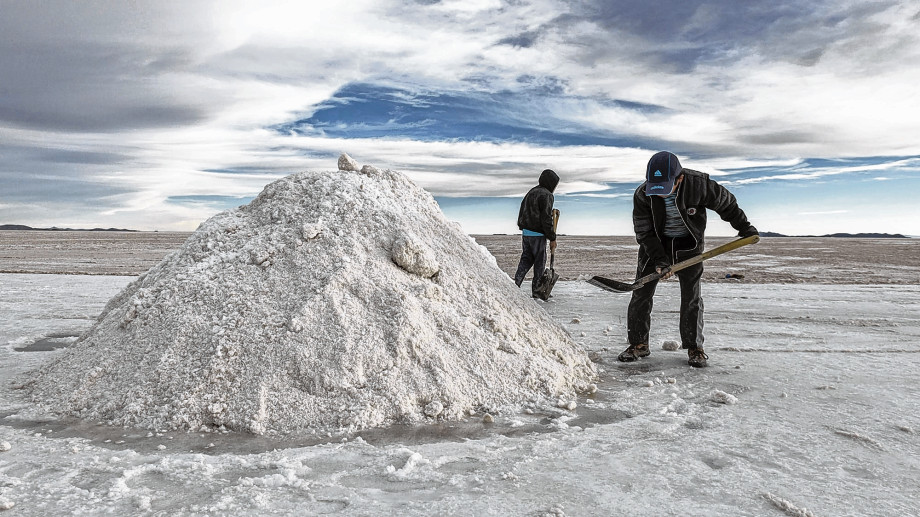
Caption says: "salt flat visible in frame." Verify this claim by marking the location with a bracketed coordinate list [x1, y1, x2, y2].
[2, 270, 919, 515]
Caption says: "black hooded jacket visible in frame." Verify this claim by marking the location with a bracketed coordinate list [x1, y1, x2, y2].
[633, 168, 756, 270]
[517, 169, 559, 240]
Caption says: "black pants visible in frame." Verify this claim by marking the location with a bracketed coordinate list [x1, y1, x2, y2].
[627, 236, 704, 349]
[514, 235, 547, 293]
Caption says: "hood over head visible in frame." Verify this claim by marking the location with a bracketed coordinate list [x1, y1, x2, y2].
[539, 169, 559, 193]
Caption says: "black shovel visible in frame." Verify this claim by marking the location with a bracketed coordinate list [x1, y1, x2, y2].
[533, 209, 560, 301]
[588, 234, 760, 293]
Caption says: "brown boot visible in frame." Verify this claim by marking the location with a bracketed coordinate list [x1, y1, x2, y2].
[618, 343, 650, 362]
[688, 347, 708, 368]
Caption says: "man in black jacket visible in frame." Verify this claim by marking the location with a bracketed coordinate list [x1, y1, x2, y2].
[514, 169, 559, 297]
[618, 151, 758, 367]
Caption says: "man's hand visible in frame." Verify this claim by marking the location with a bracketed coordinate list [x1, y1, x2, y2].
[739, 226, 759, 238]
[549, 240, 557, 252]
[656, 266, 674, 280]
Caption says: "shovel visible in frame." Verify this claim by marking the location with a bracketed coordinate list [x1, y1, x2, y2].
[533, 209, 560, 301]
[588, 234, 760, 293]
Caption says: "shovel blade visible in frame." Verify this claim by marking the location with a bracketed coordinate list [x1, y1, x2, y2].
[533, 268, 560, 300]
[587, 275, 641, 293]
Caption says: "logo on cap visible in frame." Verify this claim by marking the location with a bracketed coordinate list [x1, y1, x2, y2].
[653, 170, 663, 177]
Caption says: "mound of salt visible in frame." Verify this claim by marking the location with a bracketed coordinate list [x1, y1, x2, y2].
[29, 162, 596, 434]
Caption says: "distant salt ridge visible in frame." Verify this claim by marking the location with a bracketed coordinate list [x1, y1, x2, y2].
[29, 155, 596, 435]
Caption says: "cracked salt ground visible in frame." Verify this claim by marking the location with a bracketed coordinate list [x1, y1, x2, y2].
[3, 274, 920, 515]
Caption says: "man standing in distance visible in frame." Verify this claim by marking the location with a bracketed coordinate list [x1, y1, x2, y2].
[514, 169, 559, 298]
[619, 152, 758, 367]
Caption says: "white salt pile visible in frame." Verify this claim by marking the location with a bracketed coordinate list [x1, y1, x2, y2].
[28, 156, 596, 435]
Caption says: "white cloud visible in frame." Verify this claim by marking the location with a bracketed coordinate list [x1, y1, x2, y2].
[2, 0, 920, 234]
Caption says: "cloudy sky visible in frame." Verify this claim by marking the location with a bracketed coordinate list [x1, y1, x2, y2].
[2, 0, 919, 236]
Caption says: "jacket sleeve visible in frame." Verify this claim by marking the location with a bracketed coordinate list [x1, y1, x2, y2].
[540, 192, 557, 240]
[633, 188, 668, 267]
[703, 177, 756, 235]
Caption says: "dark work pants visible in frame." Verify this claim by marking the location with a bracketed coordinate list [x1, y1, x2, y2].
[514, 235, 547, 294]
[627, 237, 704, 349]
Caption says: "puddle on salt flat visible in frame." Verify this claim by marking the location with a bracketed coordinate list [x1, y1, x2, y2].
[14, 332, 82, 352]
[3, 391, 635, 457]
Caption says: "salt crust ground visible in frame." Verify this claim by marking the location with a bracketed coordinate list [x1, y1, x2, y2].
[26, 166, 595, 434]
[2, 277, 919, 515]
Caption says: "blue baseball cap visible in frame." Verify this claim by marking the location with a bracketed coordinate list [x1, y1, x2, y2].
[645, 151, 682, 196]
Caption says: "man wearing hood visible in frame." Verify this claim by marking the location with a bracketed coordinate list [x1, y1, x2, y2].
[619, 152, 758, 367]
[514, 168, 559, 297]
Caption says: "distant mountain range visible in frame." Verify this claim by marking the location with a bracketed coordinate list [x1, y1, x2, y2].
[760, 231, 909, 238]
[0, 224, 137, 232]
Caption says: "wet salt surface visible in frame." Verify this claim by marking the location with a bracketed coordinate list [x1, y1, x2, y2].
[13, 332, 80, 352]
[3, 273, 920, 515]
[0, 401, 632, 457]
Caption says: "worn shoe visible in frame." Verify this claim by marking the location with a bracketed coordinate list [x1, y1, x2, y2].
[618, 343, 650, 362]
[687, 347, 708, 368]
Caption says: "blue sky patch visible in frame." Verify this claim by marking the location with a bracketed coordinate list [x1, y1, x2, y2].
[276, 82, 666, 148]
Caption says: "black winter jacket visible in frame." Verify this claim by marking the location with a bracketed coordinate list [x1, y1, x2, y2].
[517, 169, 559, 241]
[633, 168, 756, 270]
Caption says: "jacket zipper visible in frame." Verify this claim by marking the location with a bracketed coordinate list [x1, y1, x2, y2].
[673, 181, 698, 261]
[642, 194, 658, 273]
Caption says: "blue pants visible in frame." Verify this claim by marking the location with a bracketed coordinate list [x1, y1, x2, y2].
[514, 235, 547, 294]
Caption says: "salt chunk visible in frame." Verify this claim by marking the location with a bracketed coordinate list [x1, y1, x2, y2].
[570, 318, 581, 324]
[661, 340, 680, 351]
[710, 390, 738, 405]
[337, 153, 359, 171]
[0, 441, 10, 452]
[0, 498, 14, 511]
[300, 223, 322, 240]
[360, 165, 380, 176]
[556, 399, 576, 411]
[483, 414, 494, 423]
[424, 401, 444, 418]
[391, 236, 440, 278]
